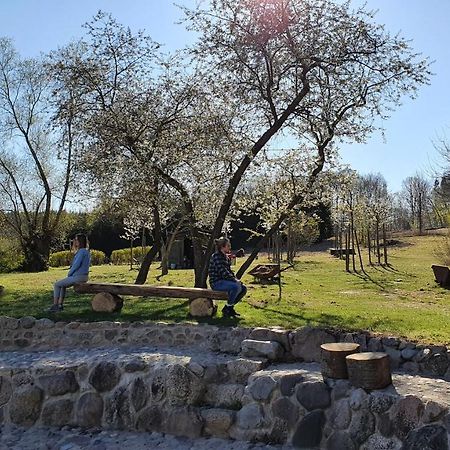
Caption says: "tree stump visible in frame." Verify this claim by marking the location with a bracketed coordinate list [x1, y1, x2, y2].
[91, 292, 124, 313]
[320, 342, 360, 379]
[346, 352, 392, 390]
[189, 298, 217, 318]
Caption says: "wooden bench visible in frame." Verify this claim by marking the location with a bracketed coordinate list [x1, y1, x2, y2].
[431, 265, 450, 288]
[74, 282, 228, 317]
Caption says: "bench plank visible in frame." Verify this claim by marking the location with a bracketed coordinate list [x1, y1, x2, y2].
[74, 282, 229, 300]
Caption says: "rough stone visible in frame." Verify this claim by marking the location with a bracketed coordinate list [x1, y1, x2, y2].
[241, 339, 284, 361]
[41, 399, 74, 427]
[350, 388, 369, 410]
[368, 337, 383, 352]
[35, 318, 54, 329]
[105, 386, 132, 429]
[89, 362, 121, 392]
[19, 316, 35, 329]
[328, 398, 352, 430]
[296, 381, 330, 410]
[0, 317, 19, 330]
[402, 424, 449, 450]
[205, 383, 244, 409]
[401, 348, 418, 361]
[382, 337, 400, 347]
[131, 377, 149, 412]
[290, 327, 336, 362]
[384, 346, 402, 369]
[279, 372, 305, 396]
[166, 364, 205, 406]
[136, 405, 163, 432]
[326, 431, 356, 450]
[391, 395, 424, 439]
[423, 353, 449, 377]
[330, 379, 351, 401]
[423, 400, 447, 423]
[378, 412, 394, 438]
[163, 406, 204, 438]
[271, 397, 299, 427]
[292, 410, 325, 448]
[361, 435, 401, 450]
[236, 402, 265, 429]
[38, 370, 79, 396]
[201, 408, 235, 438]
[349, 409, 376, 446]
[0, 377, 12, 406]
[402, 362, 420, 374]
[226, 359, 266, 383]
[124, 358, 147, 373]
[370, 392, 396, 414]
[249, 327, 291, 351]
[9, 385, 43, 426]
[76, 392, 103, 428]
[248, 375, 277, 401]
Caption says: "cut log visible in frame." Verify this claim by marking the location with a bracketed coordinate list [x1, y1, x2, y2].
[74, 282, 228, 300]
[346, 352, 392, 390]
[320, 342, 360, 379]
[189, 298, 217, 318]
[91, 292, 124, 313]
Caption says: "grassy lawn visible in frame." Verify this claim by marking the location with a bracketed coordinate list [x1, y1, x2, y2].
[0, 234, 449, 344]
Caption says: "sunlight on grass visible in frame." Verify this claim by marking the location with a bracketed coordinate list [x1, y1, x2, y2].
[0, 235, 448, 344]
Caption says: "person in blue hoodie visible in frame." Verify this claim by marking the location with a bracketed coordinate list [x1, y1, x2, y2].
[48, 234, 91, 312]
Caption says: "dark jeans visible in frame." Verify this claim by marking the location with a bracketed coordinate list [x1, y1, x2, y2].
[211, 280, 247, 305]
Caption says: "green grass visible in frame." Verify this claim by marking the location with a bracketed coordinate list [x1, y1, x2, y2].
[0, 234, 449, 344]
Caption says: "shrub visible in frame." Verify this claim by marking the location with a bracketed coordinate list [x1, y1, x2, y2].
[0, 238, 24, 273]
[49, 249, 107, 267]
[111, 246, 152, 265]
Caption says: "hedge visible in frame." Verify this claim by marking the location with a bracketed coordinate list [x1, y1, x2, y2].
[49, 249, 107, 268]
[111, 246, 152, 265]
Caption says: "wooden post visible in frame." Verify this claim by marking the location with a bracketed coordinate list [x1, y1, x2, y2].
[346, 352, 392, 390]
[321, 343, 360, 379]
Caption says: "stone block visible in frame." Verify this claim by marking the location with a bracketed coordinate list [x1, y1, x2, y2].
[163, 406, 204, 438]
[166, 364, 205, 406]
[226, 358, 266, 383]
[248, 375, 277, 401]
[131, 377, 149, 412]
[271, 397, 299, 427]
[9, 385, 43, 426]
[76, 392, 103, 428]
[249, 327, 291, 351]
[19, 316, 35, 329]
[390, 395, 424, 439]
[236, 402, 265, 429]
[348, 409, 376, 446]
[402, 424, 449, 450]
[38, 370, 79, 396]
[0, 376, 12, 406]
[124, 357, 148, 373]
[241, 339, 284, 361]
[296, 381, 331, 410]
[292, 410, 324, 448]
[204, 383, 244, 409]
[279, 371, 305, 396]
[423, 400, 447, 423]
[401, 348, 418, 361]
[89, 361, 121, 392]
[327, 398, 351, 430]
[360, 435, 401, 450]
[326, 431, 356, 450]
[290, 326, 336, 362]
[41, 398, 74, 427]
[201, 408, 235, 438]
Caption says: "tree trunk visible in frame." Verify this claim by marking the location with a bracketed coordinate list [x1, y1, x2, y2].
[376, 219, 381, 264]
[367, 228, 372, 266]
[160, 242, 169, 276]
[21, 236, 51, 272]
[350, 211, 356, 272]
[354, 228, 364, 273]
[135, 204, 162, 284]
[193, 235, 206, 288]
[345, 228, 350, 273]
[383, 223, 388, 265]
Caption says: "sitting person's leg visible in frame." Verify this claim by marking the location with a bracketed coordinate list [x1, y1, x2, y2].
[212, 280, 243, 317]
[50, 275, 88, 312]
[233, 282, 247, 305]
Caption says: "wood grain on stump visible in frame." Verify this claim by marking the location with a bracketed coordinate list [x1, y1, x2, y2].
[320, 342, 360, 379]
[189, 298, 217, 318]
[346, 352, 392, 390]
[91, 292, 124, 313]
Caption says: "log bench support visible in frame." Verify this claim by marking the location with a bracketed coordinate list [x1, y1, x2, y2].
[74, 282, 228, 318]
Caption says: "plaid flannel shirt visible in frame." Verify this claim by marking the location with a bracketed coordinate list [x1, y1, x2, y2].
[209, 251, 236, 285]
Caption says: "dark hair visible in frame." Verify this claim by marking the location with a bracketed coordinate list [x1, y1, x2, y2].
[75, 234, 89, 249]
[214, 237, 230, 251]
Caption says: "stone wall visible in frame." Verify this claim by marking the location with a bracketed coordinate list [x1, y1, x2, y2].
[0, 316, 449, 381]
[0, 351, 448, 449]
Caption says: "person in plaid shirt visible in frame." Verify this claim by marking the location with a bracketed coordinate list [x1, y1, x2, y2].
[209, 237, 247, 318]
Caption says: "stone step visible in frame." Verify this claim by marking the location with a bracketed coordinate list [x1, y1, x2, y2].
[241, 339, 285, 361]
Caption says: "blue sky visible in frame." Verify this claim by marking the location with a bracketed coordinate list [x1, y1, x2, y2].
[1, 0, 448, 191]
